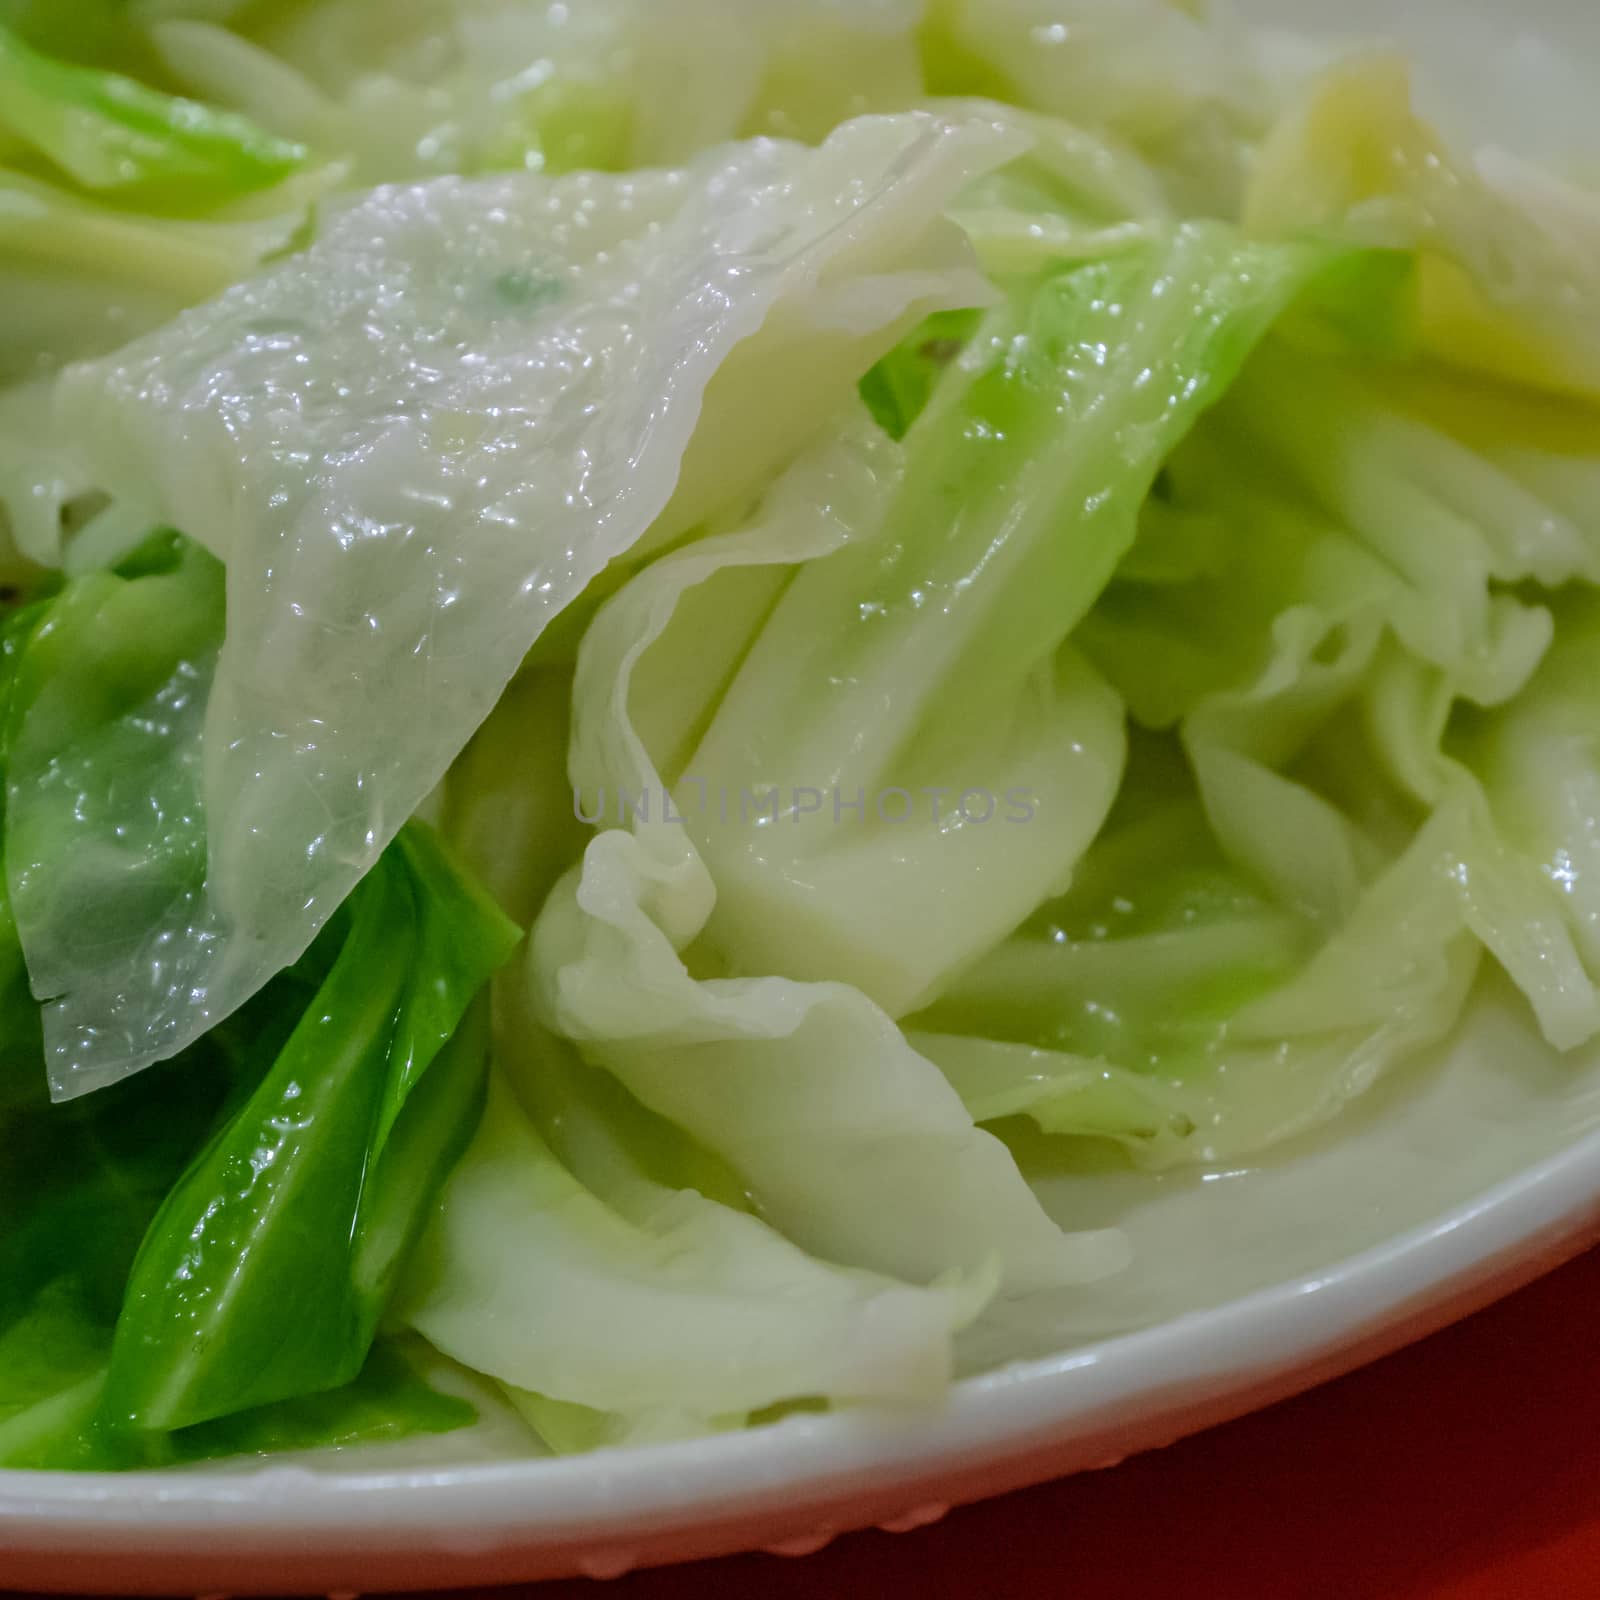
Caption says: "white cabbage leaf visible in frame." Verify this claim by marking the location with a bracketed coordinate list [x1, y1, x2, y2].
[152, 0, 931, 183]
[402, 1056, 997, 1429]
[41, 108, 1026, 1097]
[532, 417, 1129, 1294]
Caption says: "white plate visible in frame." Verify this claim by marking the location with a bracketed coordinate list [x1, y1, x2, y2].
[7, 989, 1600, 1593]
[4, 2, 1600, 1591]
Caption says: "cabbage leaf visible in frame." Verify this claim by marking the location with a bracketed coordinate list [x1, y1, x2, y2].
[47, 109, 1025, 1097]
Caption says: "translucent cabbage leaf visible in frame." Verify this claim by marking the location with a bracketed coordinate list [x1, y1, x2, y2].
[48, 109, 1024, 1097]
[1079, 345, 1574, 750]
[0, 168, 312, 386]
[4, 531, 222, 1045]
[1456, 599, 1600, 985]
[402, 996, 996, 1431]
[423, 651, 1012, 1438]
[1247, 54, 1600, 400]
[0, 529, 515, 1433]
[0, 380, 91, 568]
[1429, 600, 1600, 1053]
[924, 0, 1271, 217]
[531, 223, 1360, 1270]
[439, 666, 591, 931]
[666, 223, 1345, 1021]
[1161, 340, 1595, 984]
[912, 98, 1172, 278]
[0, 22, 306, 204]
[910, 742, 1482, 1167]
[534, 421, 1126, 1294]
[936, 306, 1600, 1167]
[154, 0, 930, 183]
[925, 0, 1266, 143]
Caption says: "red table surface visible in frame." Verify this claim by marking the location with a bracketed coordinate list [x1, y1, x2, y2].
[15, 1242, 1600, 1600]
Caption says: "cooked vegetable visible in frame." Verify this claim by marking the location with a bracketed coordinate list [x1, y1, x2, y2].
[0, 534, 514, 1465]
[0, 21, 305, 201]
[2, 0, 1598, 1465]
[49, 108, 1021, 1098]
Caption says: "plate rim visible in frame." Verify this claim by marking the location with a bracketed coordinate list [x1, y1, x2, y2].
[5, 1118, 1600, 1591]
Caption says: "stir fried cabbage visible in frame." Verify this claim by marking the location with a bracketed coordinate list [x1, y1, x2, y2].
[2, 0, 1599, 1465]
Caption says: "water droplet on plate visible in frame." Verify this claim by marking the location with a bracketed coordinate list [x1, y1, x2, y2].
[878, 1502, 950, 1534]
[765, 1529, 836, 1558]
[576, 1547, 638, 1580]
